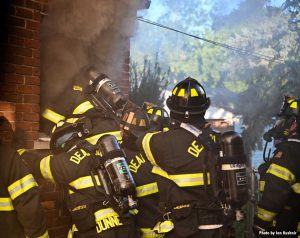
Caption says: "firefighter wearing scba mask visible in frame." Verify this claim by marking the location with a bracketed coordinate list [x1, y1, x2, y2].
[137, 77, 225, 238]
[27, 122, 139, 238]
[0, 117, 49, 238]
[253, 95, 300, 236]
[120, 108, 166, 237]
[42, 66, 131, 143]
[143, 103, 170, 132]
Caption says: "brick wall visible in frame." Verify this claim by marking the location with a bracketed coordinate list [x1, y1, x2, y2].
[0, 0, 48, 148]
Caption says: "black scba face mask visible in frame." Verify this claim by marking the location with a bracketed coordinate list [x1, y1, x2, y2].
[269, 116, 295, 140]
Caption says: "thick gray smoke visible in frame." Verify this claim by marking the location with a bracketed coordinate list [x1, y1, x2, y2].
[41, 0, 142, 109]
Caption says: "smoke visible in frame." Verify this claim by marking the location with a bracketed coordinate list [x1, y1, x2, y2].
[41, 0, 141, 109]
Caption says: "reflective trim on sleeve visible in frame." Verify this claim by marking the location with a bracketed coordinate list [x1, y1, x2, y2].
[8, 174, 37, 200]
[257, 207, 277, 222]
[292, 183, 300, 194]
[69, 175, 100, 194]
[17, 149, 26, 156]
[40, 155, 55, 183]
[85, 131, 122, 145]
[140, 228, 164, 238]
[136, 182, 158, 197]
[259, 181, 265, 192]
[66, 118, 79, 123]
[152, 166, 210, 187]
[42, 108, 65, 124]
[267, 164, 296, 183]
[0, 197, 14, 211]
[67, 224, 78, 238]
[72, 101, 94, 115]
[37, 231, 50, 238]
[141, 132, 160, 166]
[94, 208, 119, 222]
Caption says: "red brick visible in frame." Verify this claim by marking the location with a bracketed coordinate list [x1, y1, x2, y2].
[25, 76, 39, 85]
[26, 0, 44, 10]
[33, 11, 41, 21]
[0, 83, 18, 92]
[1, 93, 24, 103]
[31, 103, 40, 112]
[0, 101, 16, 112]
[16, 7, 33, 19]
[24, 39, 39, 49]
[33, 67, 40, 76]
[24, 94, 39, 103]
[10, 28, 33, 39]
[11, 0, 25, 6]
[3, 111, 16, 122]
[31, 122, 39, 130]
[15, 112, 23, 121]
[32, 49, 40, 58]
[15, 65, 32, 75]
[15, 121, 33, 130]
[26, 130, 39, 140]
[32, 31, 40, 40]
[12, 46, 32, 57]
[25, 139, 34, 149]
[5, 16, 26, 28]
[23, 112, 39, 121]
[24, 57, 40, 67]
[26, 20, 40, 30]
[4, 73, 25, 84]
[17, 85, 40, 94]
[16, 103, 36, 112]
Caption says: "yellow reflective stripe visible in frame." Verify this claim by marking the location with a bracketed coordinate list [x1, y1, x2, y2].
[94, 208, 118, 222]
[140, 228, 162, 238]
[72, 101, 94, 115]
[267, 164, 296, 183]
[142, 132, 160, 166]
[40, 155, 55, 183]
[66, 118, 79, 123]
[67, 224, 78, 238]
[288, 99, 297, 109]
[177, 88, 185, 97]
[147, 108, 154, 114]
[42, 108, 65, 124]
[257, 207, 277, 222]
[152, 166, 210, 187]
[73, 85, 83, 92]
[8, 174, 37, 200]
[163, 127, 169, 132]
[259, 181, 265, 192]
[190, 88, 198, 97]
[17, 149, 26, 156]
[0, 197, 14, 211]
[85, 131, 122, 145]
[69, 176, 100, 194]
[136, 182, 158, 197]
[292, 183, 300, 194]
[297, 222, 300, 232]
[172, 87, 178, 95]
[37, 231, 49, 238]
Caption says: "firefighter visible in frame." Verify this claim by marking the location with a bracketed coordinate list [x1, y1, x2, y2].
[253, 95, 300, 236]
[0, 117, 49, 238]
[137, 77, 224, 238]
[143, 104, 170, 132]
[28, 123, 138, 238]
[120, 108, 164, 237]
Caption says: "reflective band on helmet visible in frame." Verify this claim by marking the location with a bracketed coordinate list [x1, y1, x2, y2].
[257, 207, 277, 222]
[94, 208, 118, 221]
[152, 166, 210, 187]
[259, 181, 265, 192]
[8, 174, 37, 200]
[292, 183, 300, 194]
[40, 155, 55, 183]
[95, 78, 111, 92]
[42, 108, 66, 124]
[0, 197, 14, 211]
[267, 164, 296, 183]
[69, 176, 100, 194]
[142, 132, 160, 166]
[85, 131, 122, 145]
[136, 182, 158, 197]
[72, 101, 94, 115]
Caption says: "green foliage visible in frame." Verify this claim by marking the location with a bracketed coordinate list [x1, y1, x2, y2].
[129, 55, 170, 107]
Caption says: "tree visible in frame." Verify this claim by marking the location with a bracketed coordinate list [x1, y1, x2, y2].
[129, 55, 170, 107]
